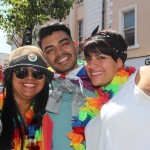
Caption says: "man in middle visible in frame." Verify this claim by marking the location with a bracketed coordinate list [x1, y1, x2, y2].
[37, 21, 96, 150]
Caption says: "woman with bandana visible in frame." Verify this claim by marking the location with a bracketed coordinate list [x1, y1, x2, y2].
[82, 30, 150, 150]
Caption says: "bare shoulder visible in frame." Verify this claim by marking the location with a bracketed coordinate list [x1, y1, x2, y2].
[135, 65, 150, 96]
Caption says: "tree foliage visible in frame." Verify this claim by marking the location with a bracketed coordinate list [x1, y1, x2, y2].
[0, 0, 74, 46]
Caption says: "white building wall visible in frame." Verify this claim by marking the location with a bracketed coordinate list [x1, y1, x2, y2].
[106, 0, 113, 29]
[126, 55, 150, 69]
[84, 0, 103, 37]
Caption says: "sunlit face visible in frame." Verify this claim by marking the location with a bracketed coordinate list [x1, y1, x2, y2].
[85, 53, 123, 87]
[12, 67, 45, 103]
[41, 31, 78, 74]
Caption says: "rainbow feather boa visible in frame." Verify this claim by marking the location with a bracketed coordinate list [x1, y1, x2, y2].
[68, 66, 136, 150]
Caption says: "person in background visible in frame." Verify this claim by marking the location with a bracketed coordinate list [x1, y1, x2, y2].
[0, 46, 54, 150]
[81, 29, 150, 150]
[37, 21, 96, 150]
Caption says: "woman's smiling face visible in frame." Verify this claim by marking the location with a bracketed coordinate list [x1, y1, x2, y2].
[12, 66, 45, 102]
[85, 53, 122, 87]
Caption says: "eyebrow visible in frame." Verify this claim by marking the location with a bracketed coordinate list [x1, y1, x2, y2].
[43, 38, 71, 52]
[59, 38, 71, 43]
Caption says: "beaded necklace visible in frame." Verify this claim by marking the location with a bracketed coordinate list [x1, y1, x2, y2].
[68, 66, 136, 150]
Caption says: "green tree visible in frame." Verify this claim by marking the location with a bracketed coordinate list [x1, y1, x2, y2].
[0, 0, 74, 46]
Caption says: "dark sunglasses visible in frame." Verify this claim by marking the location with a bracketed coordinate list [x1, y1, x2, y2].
[12, 67, 46, 79]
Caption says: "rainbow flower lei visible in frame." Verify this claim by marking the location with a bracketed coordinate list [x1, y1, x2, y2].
[0, 94, 42, 150]
[12, 102, 42, 150]
[68, 66, 136, 150]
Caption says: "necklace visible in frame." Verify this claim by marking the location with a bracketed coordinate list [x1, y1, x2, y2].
[12, 102, 42, 150]
[0, 92, 52, 150]
[0, 94, 42, 149]
[68, 66, 136, 150]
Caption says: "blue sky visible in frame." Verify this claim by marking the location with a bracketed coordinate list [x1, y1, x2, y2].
[0, 29, 11, 54]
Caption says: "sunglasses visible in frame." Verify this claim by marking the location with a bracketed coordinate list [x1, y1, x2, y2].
[12, 67, 46, 79]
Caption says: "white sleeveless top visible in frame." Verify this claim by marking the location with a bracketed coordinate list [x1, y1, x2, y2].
[85, 70, 150, 150]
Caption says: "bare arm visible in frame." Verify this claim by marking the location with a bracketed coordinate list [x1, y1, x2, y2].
[135, 65, 150, 96]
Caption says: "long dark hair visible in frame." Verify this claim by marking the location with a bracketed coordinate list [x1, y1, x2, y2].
[0, 70, 49, 150]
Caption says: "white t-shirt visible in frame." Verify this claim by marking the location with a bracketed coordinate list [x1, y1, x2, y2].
[85, 71, 150, 150]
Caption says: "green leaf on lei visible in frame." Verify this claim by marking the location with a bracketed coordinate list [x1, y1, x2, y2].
[104, 84, 120, 94]
[79, 111, 87, 121]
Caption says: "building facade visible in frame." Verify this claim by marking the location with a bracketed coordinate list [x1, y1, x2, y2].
[64, 0, 150, 68]
[0, 53, 9, 71]
[64, 0, 103, 42]
[8, 0, 150, 68]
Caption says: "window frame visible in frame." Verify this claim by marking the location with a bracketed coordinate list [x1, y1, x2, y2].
[119, 4, 139, 49]
[76, 0, 84, 5]
[78, 20, 83, 42]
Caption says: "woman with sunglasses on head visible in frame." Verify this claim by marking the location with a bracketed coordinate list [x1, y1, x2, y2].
[80, 30, 150, 150]
[0, 46, 54, 150]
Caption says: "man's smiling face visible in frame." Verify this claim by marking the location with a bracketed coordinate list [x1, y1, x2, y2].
[41, 31, 78, 74]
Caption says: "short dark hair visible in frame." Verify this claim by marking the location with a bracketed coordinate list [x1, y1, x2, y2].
[37, 22, 72, 49]
[82, 30, 128, 64]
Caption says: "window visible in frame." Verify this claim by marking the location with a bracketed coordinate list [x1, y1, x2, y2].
[119, 4, 139, 48]
[124, 10, 135, 46]
[78, 20, 83, 42]
[77, 0, 83, 5]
